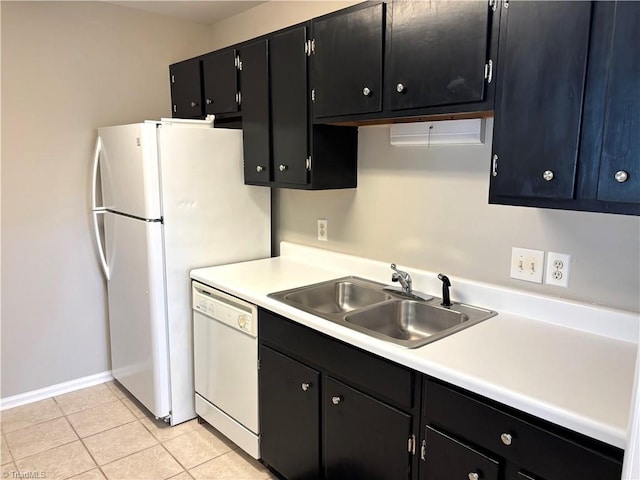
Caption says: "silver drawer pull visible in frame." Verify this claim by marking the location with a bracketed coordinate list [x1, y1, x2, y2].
[331, 395, 342, 405]
[615, 170, 629, 183]
[543, 170, 554, 181]
[256, 165, 264, 173]
[396, 83, 405, 93]
[468, 473, 480, 480]
[362, 87, 371, 96]
[301, 382, 310, 392]
[501, 432, 512, 445]
[278, 164, 288, 172]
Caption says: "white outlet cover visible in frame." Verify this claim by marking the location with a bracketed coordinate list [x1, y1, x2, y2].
[317, 219, 328, 242]
[545, 252, 571, 287]
[510, 247, 545, 284]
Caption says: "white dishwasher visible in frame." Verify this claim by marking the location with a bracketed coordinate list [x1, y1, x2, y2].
[192, 281, 260, 459]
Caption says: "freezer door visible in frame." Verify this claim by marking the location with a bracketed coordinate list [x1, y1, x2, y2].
[98, 123, 162, 219]
[104, 212, 171, 419]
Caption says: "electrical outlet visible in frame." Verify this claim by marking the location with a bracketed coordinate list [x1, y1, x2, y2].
[545, 252, 571, 287]
[317, 219, 328, 241]
[510, 247, 545, 284]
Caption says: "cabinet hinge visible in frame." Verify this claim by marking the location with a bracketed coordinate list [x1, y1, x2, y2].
[484, 59, 494, 84]
[408, 434, 416, 455]
[306, 156, 312, 171]
[305, 39, 315, 56]
[235, 55, 243, 71]
[489, 0, 497, 11]
[420, 438, 427, 461]
[311, 89, 316, 103]
[171, 74, 175, 84]
[492, 154, 499, 177]
[504, 0, 509, 8]
[257, 358, 261, 370]
[173, 104, 177, 113]
[236, 91, 242, 106]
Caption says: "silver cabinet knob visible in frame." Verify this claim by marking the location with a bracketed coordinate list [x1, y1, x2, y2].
[256, 165, 264, 173]
[206, 98, 213, 105]
[468, 473, 480, 480]
[543, 170, 554, 181]
[331, 396, 342, 405]
[500, 433, 512, 446]
[396, 83, 405, 93]
[362, 87, 371, 97]
[278, 164, 287, 172]
[615, 170, 629, 183]
[301, 382, 310, 392]
[190, 101, 198, 108]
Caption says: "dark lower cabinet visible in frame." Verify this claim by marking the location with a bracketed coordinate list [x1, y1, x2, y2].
[420, 379, 624, 480]
[324, 377, 412, 480]
[421, 426, 499, 480]
[259, 308, 418, 480]
[259, 346, 320, 480]
[258, 309, 624, 480]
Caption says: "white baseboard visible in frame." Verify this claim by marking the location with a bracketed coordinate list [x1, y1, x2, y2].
[0, 371, 113, 411]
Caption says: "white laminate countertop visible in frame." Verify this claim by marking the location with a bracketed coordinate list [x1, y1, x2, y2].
[191, 242, 639, 450]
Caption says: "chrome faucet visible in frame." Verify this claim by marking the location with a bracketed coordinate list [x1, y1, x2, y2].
[390, 264, 412, 294]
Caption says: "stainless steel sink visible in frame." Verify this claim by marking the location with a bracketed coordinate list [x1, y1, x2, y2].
[268, 276, 497, 348]
[281, 279, 392, 314]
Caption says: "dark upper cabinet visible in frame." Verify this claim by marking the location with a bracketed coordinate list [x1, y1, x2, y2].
[239, 39, 271, 184]
[169, 58, 203, 119]
[270, 26, 310, 185]
[490, 1, 591, 200]
[268, 24, 358, 189]
[595, 2, 640, 204]
[202, 49, 240, 115]
[490, 0, 639, 215]
[386, 0, 495, 112]
[311, 2, 385, 118]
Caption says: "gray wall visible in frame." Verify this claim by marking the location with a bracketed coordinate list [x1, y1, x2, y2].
[1, 1, 211, 397]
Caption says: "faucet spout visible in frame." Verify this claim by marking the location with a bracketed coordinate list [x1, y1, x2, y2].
[390, 263, 412, 294]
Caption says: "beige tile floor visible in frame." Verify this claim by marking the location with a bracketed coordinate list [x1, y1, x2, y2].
[0, 382, 277, 480]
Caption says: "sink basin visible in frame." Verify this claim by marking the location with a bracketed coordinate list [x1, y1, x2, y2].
[268, 276, 497, 348]
[274, 277, 392, 315]
[345, 300, 467, 341]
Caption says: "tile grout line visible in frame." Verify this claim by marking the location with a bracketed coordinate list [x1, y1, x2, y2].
[65, 404, 111, 480]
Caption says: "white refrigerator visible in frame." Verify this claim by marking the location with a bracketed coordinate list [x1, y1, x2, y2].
[90, 118, 270, 425]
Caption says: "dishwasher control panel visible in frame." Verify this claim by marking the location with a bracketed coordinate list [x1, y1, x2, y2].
[192, 281, 257, 337]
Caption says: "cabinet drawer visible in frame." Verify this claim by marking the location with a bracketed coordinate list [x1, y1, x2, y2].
[423, 426, 499, 480]
[260, 308, 414, 409]
[423, 380, 622, 480]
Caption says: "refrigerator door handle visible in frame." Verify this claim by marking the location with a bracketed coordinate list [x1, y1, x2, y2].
[91, 136, 105, 212]
[92, 210, 110, 280]
[91, 136, 110, 279]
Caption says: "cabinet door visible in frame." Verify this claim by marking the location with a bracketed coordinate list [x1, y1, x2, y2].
[240, 40, 271, 185]
[596, 2, 640, 204]
[202, 49, 239, 115]
[169, 59, 203, 119]
[259, 346, 320, 480]
[324, 376, 412, 480]
[490, 1, 591, 200]
[420, 426, 499, 480]
[386, 0, 491, 111]
[270, 26, 309, 185]
[311, 3, 384, 118]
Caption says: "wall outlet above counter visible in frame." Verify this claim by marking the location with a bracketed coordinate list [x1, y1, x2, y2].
[510, 247, 571, 288]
